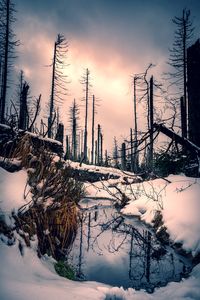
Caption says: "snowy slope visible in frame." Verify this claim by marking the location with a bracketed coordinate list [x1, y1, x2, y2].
[1, 166, 200, 299]
[121, 175, 200, 255]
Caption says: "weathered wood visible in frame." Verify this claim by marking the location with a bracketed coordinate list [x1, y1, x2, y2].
[153, 123, 200, 156]
[187, 39, 200, 147]
[149, 76, 154, 169]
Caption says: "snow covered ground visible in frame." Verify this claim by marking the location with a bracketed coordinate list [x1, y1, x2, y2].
[1, 166, 200, 299]
[121, 175, 200, 256]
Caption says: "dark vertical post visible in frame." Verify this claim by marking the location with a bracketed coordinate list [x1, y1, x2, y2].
[48, 39, 57, 138]
[100, 132, 103, 166]
[121, 142, 126, 170]
[183, 10, 188, 138]
[0, 0, 10, 123]
[91, 95, 95, 164]
[105, 150, 108, 167]
[97, 124, 101, 165]
[83, 68, 89, 162]
[65, 135, 70, 160]
[55, 123, 64, 144]
[95, 140, 97, 165]
[180, 96, 187, 138]
[133, 76, 139, 172]
[19, 82, 29, 130]
[149, 76, 154, 170]
[130, 128, 134, 172]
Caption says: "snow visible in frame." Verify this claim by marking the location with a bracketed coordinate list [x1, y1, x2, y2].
[68, 160, 140, 179]
[122, 175, 200, 255]
[0, 241, 107, 300]
[0, 167, 31, 215]
[1, 165, 200, 299]
[0, 239, 200, 300]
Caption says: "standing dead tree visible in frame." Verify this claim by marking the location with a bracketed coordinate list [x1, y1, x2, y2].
[91, 95, 95, 165]
[113, 136, 119, 168]
[167, 9, 194, 138]
[0, 0, 19, 123]
[47, 34, 69, 138]
[80, 68, 91, 163]
[69, 99, 79, 161]
[96, 124, 103, 166]
[130, 64, 154, 171]
[19, 82, 29, 130]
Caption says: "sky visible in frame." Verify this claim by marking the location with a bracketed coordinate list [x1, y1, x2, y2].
[13, 0, 200, 154]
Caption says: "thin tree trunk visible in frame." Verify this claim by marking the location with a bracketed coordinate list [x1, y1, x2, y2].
[0, 0, 10, 123]
[130, 128, 134, 172]
[91, 95, 95, 164]
[97, 124, 101, 165]
[183, 9, 187, 138]
[149, 76, 154, 170]
[19, 82, 29, 130]
[48, 41, 57, 138]
[105, 150, 108, 167]
[95, 140, 97, 165]
[133, 77, 139, 172]
[83, 68, 89, 162]
[121, 142, 126, 170]
[100, 132, 103, 166]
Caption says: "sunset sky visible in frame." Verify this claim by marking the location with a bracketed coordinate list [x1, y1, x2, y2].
[14, 0, 200, 153]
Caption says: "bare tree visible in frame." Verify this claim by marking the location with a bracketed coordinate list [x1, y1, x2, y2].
[69, 99, 79, 161]
[18, 81, 29, 130]
[48, 34, 69, 138]
[0, 0, 19, 123]
[113, 136, 119, 168]
[168, 9, 194, 138]
[80, 68, 91, 162]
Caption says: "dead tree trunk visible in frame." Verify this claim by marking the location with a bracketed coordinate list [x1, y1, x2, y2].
[130, 128, 134, 172]
[0, 0, 10, 123]
[83, 68, 89, 162]
[97, 124, 101, 165]
[19, 82, 29, 130]
[104, 150, 108, 167]
[64, 135, 70, 160]
[55, 123, 64, 144]
[91, 95, 95, 164]
[48, 40, 56, 138]
[153, 122, 200, 156]
[148, 76, 154, 170]
[121, 142, 126, 170]
[180, 96, 187, 139]
[100, 132, 103, 165]
[95, 140, 97, 165]
[133, 76, 139, 172]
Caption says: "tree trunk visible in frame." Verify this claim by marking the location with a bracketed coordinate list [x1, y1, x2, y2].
[19, 82, 29, 130]
[183, 10, 188, 138]
[91, 95, 95, 164]
[148, 76, 154, 170]
[48, 41, 57, 138]
[97, 124, 101, 165]
[83, 69, 89, 162]
[121, 142, 126, 170]
[0, 0, 10, 123]
[100, 132, 103, 166]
